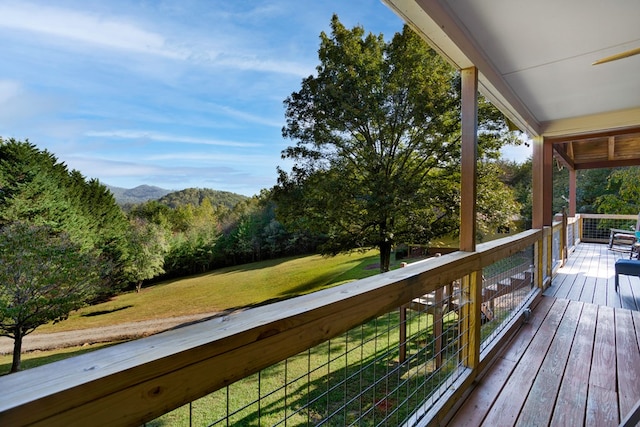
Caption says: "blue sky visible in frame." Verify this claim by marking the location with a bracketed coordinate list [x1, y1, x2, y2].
[0, 1, 530, 197]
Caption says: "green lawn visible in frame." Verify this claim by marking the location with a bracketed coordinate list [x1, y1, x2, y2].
[3, 250, 405, 373]
[35, 250, 387, 333]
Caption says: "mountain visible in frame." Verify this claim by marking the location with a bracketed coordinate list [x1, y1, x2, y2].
[157, 188, 248, 209]
[107, 185, 248, 209]
[107, 185, 172, 205]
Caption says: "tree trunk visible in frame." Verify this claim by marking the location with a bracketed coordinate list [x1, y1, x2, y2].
[11, 327, 23, 373]
[379, 240, 392, 273]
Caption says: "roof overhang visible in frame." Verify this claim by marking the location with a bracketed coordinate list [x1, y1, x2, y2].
[383, 0, 640, 169]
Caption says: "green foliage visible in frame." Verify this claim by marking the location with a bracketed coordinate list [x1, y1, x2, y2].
[123, 218, 168, 292]
[157, 187, 247, 209]
[475, 161, 522, 239]
[577, 168, 615, 213]
[594, 167, 640, 214]
[0, 138, 130, 294]
[496, 159, 532, 229]
[277, 17, 521, 272]
[0, 222, 108, 372]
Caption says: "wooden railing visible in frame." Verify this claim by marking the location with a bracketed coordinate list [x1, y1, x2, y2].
[0, 229, 545, 426]
[577, 213, 638, 244]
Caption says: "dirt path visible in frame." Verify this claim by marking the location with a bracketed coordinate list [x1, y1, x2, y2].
[0, 312, 221, 355]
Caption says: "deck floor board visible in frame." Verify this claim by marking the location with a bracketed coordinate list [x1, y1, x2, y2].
[447, 243, 640, 427]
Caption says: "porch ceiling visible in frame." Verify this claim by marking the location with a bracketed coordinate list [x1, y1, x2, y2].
[383, 0, 640, 169]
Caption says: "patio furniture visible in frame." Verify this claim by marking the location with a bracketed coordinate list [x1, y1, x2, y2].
[614, 258, 640, 291]
[608, 213, 640, 252]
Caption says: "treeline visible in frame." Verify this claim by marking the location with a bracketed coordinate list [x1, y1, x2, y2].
[0, 138, 323, 297]
[128, 189, 321, 281]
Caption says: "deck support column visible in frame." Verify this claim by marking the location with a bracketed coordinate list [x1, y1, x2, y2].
[533, 137, 554, 288]
[459, 67, 481, 369]
[569, 169, 577, 216]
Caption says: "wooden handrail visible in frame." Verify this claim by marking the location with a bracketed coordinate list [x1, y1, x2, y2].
[0, 229, 542, 426]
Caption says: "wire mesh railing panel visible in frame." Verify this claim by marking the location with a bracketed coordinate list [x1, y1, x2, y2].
[567, 219, 576, 250]
[146, 281, 467, 427]
[581, 216, 636, 243]
[480, 245, 535, 351]
[552, 226, 561, 271]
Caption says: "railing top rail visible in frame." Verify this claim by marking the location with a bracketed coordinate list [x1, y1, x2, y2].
[578, 213, 638, 220]
[0, 229, 542, 427]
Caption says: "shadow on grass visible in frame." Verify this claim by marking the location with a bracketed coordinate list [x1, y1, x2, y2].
[277, 255, 381, 297]
[82, 305, 133, 317]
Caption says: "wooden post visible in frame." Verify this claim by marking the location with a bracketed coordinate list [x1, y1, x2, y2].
[532, 137, 554, 229]
[460, 67, 478, 253]
[459, 67, 482, 369]
[562, 208, 568, 265]
[569, 169, 577, 216]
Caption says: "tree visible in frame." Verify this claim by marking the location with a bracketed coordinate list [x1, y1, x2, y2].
[276, 16, 520, 272]
[0, 138, 129, 294]
[594, 167, 640, 214]
[0, 223, 108, 372]
[123, 218, 167, 292]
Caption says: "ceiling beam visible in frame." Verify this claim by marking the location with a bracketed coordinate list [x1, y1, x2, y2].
[553, 143, 575, 170]
[574, 158, 640, 170]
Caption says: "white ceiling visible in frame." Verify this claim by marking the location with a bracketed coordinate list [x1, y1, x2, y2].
[383, 0, 640, 139]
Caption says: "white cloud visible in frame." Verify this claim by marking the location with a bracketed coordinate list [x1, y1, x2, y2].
[146, 152, 276, 164]
[0, 80, 21, 104]
[0, 2, 184, 59]
[85, 130, 262, 148]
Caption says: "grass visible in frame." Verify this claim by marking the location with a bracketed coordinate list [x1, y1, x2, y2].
[35, 250, 388, 333]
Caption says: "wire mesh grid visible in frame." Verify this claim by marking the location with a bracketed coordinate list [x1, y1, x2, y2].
[567, 220, 576, 249]
[480, 245, 535, 350]
[552, 227, 561, 271]
[147, 282, 468, 426]
[582, 216, 636, 243]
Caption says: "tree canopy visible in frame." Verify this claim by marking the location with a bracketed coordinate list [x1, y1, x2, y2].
[0, 137, 131, 293]
[275, 16, 521, 272]
[0, 223, 108, 372]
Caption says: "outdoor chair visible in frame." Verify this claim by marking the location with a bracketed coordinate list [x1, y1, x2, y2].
[615, 258, 640, 291]
[608, 213, 640, 252]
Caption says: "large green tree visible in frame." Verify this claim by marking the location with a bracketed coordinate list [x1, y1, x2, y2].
[276, 17, 520, 272]
[0, 138, 130, 293]
[0, 223, 108, 372]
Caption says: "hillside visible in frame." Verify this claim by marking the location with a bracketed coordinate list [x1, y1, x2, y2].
[157, 188, 248, 209]
[107, 185, 172, 205]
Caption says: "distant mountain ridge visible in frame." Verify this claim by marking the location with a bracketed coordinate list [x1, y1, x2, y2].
[107, 185, 173, 205]
[107, 185, 248, 208]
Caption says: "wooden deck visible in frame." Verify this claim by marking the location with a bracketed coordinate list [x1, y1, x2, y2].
[447, 243, 640, 426]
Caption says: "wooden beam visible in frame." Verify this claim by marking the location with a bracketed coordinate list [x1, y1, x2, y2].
[574, 158, 640, 170]
[460, 67, 478, 252]
[542, 125, 640, 144]
[553, 142, 575, 170]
